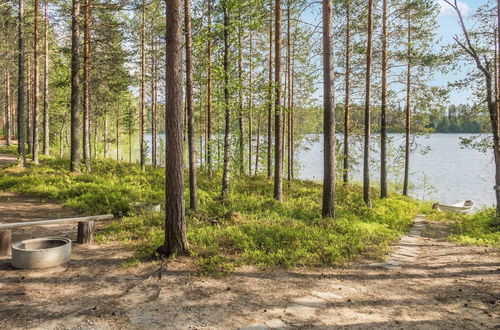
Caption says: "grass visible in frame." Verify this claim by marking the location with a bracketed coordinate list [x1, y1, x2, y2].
[0, 146, 423, 274]
[427, 209, 500, 248]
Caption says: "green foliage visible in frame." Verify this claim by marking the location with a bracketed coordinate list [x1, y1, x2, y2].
[426, 209, 499, 247]
[0, 154, 422, 274]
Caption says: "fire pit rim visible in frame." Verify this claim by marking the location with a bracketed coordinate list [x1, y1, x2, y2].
[11, 237, 72, 252]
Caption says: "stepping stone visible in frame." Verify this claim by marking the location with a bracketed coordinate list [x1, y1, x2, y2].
[285, 295, 327, 319]
[311, 291, 343, 300]
[239, 323, 268, 330]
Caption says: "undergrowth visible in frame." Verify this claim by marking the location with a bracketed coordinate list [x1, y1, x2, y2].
[0, 147, 422, 274]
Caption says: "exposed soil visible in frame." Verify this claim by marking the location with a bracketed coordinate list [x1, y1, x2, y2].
[0, 157, 498, 329]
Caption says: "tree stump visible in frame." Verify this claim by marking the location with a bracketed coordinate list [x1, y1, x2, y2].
[0, 230, 12, 256]
[77, 221, 95, 244]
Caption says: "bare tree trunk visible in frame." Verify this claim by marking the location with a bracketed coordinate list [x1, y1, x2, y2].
[4, 71, 11, 146]
[42, 0, 49, 156]
[185, 0, 197, 210]
[103, 110, 108, 158]
[140, 0, 146, 170]
[322, 0, 335, 218]
[221, 0, 232, 201]
[343, 4, 350, 184]
[363, 0, 374, 207]
[159, 0, 188, 257]
[83, 0, 91, 171]
[32, 0, 40, 163]
[274, 0, 283, 202]
[380, 0, 388, 198]
[248, 33, 253, 175]
[206, 0, 213, 177]
[267, 0, 273, 178]
[237, 18, 244, 175]
[26, 58, 32, 155]
[290, 44, 295, 179]
[286, 0, 291, 182]
[403, 17, 411, 196]
[116, 115, 119, 161]
[70, 0, 81, 172]
[255, 112, 261, 175]
[151, 33, 158, 168]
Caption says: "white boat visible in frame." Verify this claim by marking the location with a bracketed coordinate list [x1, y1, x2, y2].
[433, 200, 475, 213]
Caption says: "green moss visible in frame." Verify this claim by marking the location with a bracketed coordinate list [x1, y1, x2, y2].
[0, 154, 423, 274]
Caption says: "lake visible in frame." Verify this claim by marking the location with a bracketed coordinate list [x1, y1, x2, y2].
[296, 133, 495, 209]
[140, 133, 495, 209]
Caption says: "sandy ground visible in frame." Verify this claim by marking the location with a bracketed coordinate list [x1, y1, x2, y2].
[0, 153, 499, 329]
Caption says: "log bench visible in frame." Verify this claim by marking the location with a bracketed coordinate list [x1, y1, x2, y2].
[0, 214, 116, 256]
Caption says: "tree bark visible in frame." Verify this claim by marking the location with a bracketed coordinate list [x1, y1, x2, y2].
[286, 0, 291, 182]
[380, 0, 388, 198]
[267, 0, 273, 178]
[206, 0, 213, 177]
[4, 71, 11, 146]
[221, 0, 232, 201]
[83, 0, 91, 171]
[42, 0, 49, 156]
[322, 0, 335, 218]
[363, 0, 373, 207]
[70, 0, 81, 172]
[237, 18, 244, 175]
[140, 0, 146, 171]
[185, 0, 197, 210]
[159, 0, 188, 257]
[151, 32, 158, 168]
[103, 110, 108, 158]
[248, 33, 253, 175]
[26, 58, 32, 155]
[32, 0, 40, 164]
[403, 17, 411, 196]
[77, 221, 94, 244]
[274, 0, 283, 202]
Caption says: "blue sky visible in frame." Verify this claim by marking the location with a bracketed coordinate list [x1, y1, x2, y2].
[435, 0, 487, 104]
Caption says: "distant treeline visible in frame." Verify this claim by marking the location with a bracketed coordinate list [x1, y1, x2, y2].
[298, 104, 487, 135]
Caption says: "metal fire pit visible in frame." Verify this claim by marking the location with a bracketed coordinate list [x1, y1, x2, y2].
[11, 237, 72, 269]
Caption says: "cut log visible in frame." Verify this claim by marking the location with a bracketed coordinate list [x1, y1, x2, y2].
[77, 221, 95, 244]
[0, 230, 12, 256]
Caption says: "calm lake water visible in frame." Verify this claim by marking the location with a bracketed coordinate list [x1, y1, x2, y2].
[296, 134, 495, 209]
[139, 133, 495, 209]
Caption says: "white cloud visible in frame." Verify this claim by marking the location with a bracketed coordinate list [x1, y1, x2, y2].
[436, 0, 472, 17]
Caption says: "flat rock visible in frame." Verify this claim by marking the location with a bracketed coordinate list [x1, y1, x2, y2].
[311, 291, 343, 300]
[239, 323, 269, 330]
[265, 318, 289, 329]
[285, 295, 327, 319]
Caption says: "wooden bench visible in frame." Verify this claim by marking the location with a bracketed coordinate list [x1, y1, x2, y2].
[0, 214, 116, 256]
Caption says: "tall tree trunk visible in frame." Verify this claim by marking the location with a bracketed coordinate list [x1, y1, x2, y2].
[237, 18, 244, 175]
[322, 0, 335, 218]
[290, 44, 295, 179]
[140, 0, 146, 170]
[380, 0, 388, 198]
[103, 110, 108, 158]
[206, 0, 213, 177]
[151, 33, 158, 168]
[286, 0, 291, 182]
[274, 0, 283, 202]
[32, 0, 39, 163]
[248, 33, 253, 175]
[255, 112, 261, 174]
[343, 0, 350, 184]
[4, 71, 11, 146]
[70, 0, 81, 172]
[42, 0, 49, 156]
[26, 58, 32, 155]
[363, 0, 374, 207]
[116, 115, 119, 161]
[160, 0, 188, 257]
[221, 0, 232, 200]
[83, 0, 91, 171]
[403, 17, 411, 196]
[267, 0, 273, 178]
[185, 0, 197, 210]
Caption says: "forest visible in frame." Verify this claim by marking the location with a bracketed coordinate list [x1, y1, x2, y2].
[0, 0, 499, 327]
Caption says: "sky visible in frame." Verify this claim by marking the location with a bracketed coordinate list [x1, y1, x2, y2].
[434, 0, 488, 105]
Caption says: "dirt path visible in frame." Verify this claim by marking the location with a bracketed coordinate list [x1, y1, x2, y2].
[0, 152, 17, 169]
[0, 194, 498, 329]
